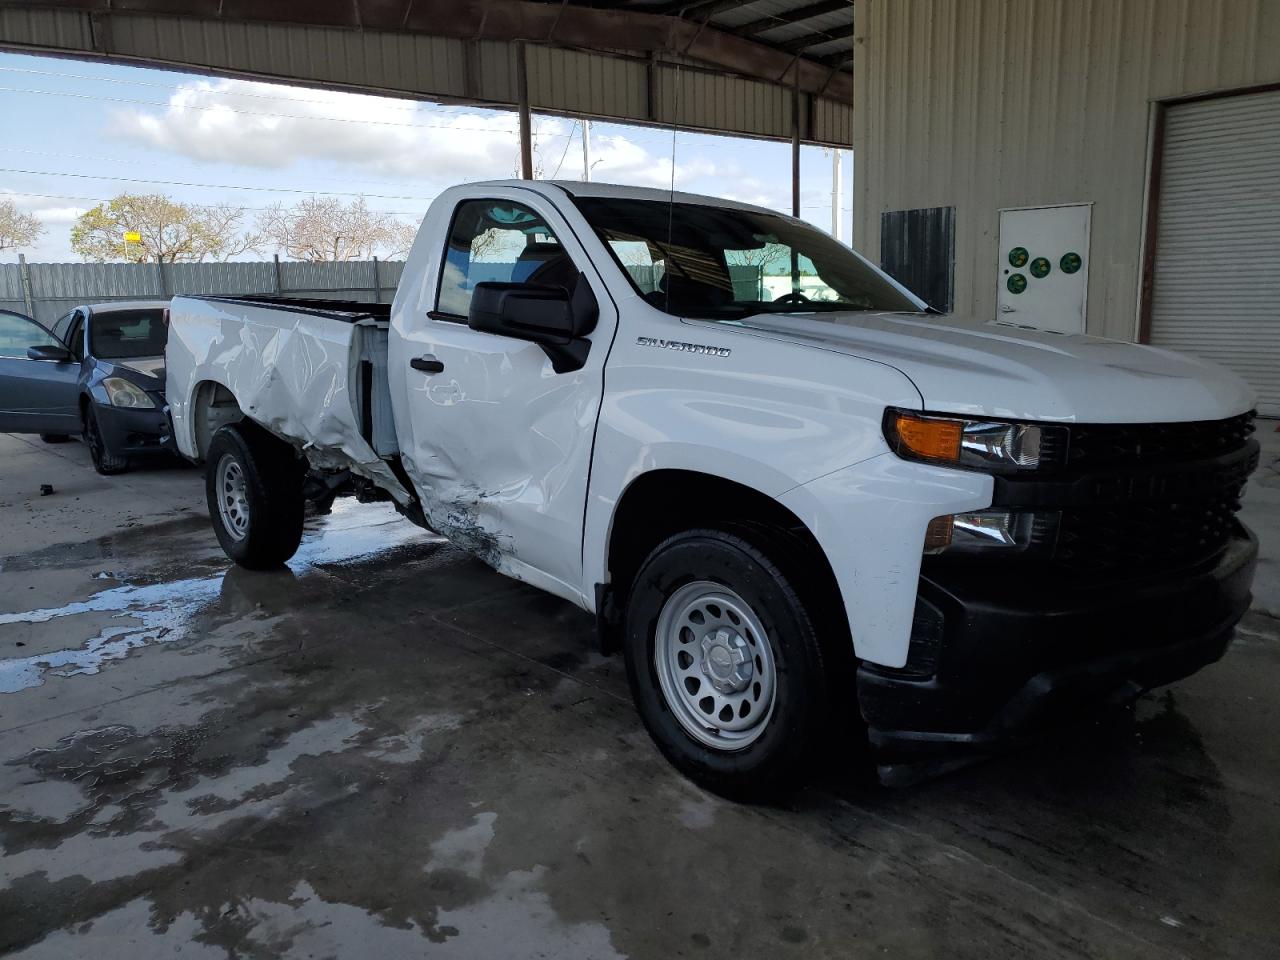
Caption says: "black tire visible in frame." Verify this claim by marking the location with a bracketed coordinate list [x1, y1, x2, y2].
[205, 423, 306, 569]
[83, 405, 128, 475]
[622, 528, 833, 799]
[39, 433, 70, 443]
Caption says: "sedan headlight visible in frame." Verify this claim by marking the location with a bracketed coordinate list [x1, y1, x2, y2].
[102, 377, 156, 409]
[884, 409, 1063, 473]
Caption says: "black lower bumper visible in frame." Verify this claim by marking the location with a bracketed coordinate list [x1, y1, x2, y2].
[859, 525, 1258, 783]
[93, 401, 173, 456]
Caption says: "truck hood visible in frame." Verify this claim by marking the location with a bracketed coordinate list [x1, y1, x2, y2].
[723, 311, 1255, 423]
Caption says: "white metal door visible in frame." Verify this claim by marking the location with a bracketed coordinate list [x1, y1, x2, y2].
[996, 204, 1091, 335]
[1149, 88, 1280, 417]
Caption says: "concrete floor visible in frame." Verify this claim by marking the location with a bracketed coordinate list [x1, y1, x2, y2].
[0, 427, 1278, 959]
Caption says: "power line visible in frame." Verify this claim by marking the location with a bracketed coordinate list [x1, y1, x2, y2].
[0, 167, 437, 202]
[0, 146, 443, 193]
[1, 189, 426, 216]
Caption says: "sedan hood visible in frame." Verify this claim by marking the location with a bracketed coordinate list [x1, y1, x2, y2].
[724, 311, 1255, 423]
[110, 356, 166, 386]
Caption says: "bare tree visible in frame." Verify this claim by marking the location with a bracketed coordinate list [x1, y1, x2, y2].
[0, 199, 44, 254]
[383, 218, 420, 260]
[258, 196, 415, 261]
[70, 194, 258, 263]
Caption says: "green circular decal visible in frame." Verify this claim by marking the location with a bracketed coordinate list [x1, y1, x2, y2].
[1030, 256, 1051, 279]
[1008, 246, 1029, 268]
[1007, 273, 1028, 295]
[1060, 251, 1082, 274]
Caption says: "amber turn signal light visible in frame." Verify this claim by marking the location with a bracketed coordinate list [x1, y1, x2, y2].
[891, 413, 962, 462]
[923, 515, 953, 552]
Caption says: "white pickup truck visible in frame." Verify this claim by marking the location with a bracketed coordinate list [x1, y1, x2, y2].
[166, 181, 1260, 792]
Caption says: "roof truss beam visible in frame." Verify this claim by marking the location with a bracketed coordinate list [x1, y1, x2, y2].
[0, 0, 851, 99]
[733, 0, 851, 38]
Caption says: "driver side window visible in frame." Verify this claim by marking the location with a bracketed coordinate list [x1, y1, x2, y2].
[0, 312, 60, 359]
[435, 200, 577, 321]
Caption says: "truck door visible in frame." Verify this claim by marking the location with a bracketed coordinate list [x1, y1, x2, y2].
[0, 310, 81, 435]
[391, 189, 617, 600]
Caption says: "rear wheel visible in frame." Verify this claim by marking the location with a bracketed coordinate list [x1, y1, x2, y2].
[622, 528, 832, 798]
[205, 423, 306, 569]
[40, 434, 70, 443]
[83, 405, 128, 475]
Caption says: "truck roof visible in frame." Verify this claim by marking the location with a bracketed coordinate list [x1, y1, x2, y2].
[463, 179, 787, 219]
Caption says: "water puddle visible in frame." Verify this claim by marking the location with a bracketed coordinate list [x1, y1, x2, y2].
[0, 500, 441, 694]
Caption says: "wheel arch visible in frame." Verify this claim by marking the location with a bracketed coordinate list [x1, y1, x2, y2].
[188, 379, 245, 462]
[603, 468, 852, 656]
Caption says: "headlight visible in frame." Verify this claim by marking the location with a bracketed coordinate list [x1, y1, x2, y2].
[884, 409, 1063, 472]
[102, 377, 156, 409]
[924, 509, 1047, 554]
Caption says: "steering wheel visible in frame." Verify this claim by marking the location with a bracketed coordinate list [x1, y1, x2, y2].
[773, 291, 812, 306]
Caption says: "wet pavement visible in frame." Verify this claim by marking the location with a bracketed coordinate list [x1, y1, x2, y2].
[1, 432, 1279, 958]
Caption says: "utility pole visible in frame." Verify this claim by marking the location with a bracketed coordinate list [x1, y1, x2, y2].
[582, 119, 591, 182]
[831, 150, 843, 242]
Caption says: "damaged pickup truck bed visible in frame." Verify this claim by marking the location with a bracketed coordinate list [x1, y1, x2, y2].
[166, 180, 1260, 793]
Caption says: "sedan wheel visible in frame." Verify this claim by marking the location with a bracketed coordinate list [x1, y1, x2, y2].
[83, 405, 128, 475]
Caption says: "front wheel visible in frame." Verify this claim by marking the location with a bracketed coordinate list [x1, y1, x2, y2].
[83, 405, 128, 475]
[205, 423, 306, 569]
[622, 529, 833, 798]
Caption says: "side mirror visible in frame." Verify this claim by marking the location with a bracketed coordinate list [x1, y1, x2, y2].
[28, 344, 72, 363]
[468, 273, 599, 373]
[468, 282, 578, 344]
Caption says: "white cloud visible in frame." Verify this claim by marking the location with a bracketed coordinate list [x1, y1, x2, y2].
[108, 78, 730, 194]
[32, 204, 87, 224]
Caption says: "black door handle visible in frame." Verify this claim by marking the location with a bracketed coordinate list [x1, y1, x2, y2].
[410, 355, 445, 374]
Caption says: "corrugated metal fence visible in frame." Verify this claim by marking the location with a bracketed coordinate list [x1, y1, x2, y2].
[1, 257, 406, 327]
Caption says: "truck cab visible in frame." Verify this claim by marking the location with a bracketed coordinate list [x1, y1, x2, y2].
[166, 180, 1260, 793]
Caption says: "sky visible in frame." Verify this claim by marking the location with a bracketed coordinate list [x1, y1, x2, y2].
[0, 50, 853, 264]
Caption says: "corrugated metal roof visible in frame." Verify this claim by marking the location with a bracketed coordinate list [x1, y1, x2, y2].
[0, 1, 855, 144]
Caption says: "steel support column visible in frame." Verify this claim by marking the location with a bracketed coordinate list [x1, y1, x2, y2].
[517, 42, 533, 180]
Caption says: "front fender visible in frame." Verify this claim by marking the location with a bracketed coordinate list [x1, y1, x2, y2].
[778, 455, 992, 667]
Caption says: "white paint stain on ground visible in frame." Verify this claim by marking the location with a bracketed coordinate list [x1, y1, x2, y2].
[360, 710, 464, 765]
[0, 575, 221, 694]
[426, 811, 498, 880]
[0, 501, 440, 695]
[234, 874, 625, 960]
[7, 896, 225, 960]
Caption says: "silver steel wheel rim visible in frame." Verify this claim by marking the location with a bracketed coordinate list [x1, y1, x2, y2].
[215, 453, 250, 542]
[654, 581, 777, 751]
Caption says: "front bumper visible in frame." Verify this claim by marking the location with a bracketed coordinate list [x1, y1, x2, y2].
[93, 400, 173, 456]
[858, 524, 1258, 784]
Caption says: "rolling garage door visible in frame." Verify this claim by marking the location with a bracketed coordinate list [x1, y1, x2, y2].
[1149, 88, 1280, 417]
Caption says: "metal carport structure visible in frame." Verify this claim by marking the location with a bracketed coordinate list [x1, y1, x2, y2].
[0, 0, 856, 215]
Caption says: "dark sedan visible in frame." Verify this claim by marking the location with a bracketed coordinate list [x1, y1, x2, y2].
[0, 301, 171, 474]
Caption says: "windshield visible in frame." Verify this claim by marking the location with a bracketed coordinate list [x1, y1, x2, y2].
[572, 196, 922, 320]
[89, 309, 167, 360]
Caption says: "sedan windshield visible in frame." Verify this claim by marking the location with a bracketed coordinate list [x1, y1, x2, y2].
[90, 309, 167, 360]
[572, 196, 922, 320]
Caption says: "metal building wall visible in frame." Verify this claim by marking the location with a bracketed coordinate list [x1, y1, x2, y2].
[853, 0, 1280, 340]
[0, 6, 853, 146]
